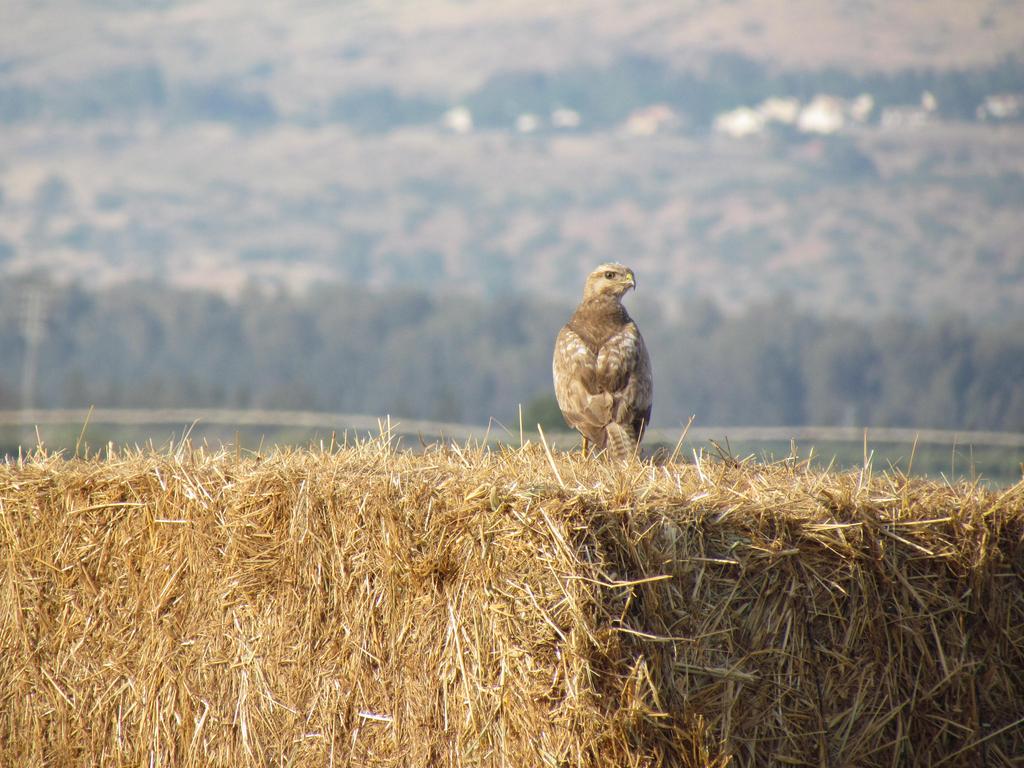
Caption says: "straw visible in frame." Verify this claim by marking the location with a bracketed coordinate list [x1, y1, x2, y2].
[1, 439, 1021, 766]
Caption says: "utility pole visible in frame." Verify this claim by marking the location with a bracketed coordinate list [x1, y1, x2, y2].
[19, 285, 48, 450]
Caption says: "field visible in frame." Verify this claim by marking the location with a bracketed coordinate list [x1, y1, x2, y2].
[3, 410, 1023, 487]
[2, 439, 1022, 766]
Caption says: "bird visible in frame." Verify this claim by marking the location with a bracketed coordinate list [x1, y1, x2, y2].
[552, 263, 653, 459]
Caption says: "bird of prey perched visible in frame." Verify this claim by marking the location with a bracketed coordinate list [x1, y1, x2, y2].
[552, 263, 653, 459]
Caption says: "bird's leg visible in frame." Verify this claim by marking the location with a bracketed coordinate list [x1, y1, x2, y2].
[581, 436, 590, 457]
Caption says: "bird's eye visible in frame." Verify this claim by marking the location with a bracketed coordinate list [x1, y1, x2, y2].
[604, 271, 615, 279]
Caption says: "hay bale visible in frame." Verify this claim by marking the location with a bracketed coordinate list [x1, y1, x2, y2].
[1, 443, 1021, 766]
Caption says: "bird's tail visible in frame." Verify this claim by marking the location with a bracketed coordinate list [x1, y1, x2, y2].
[605, 422, 637, 460]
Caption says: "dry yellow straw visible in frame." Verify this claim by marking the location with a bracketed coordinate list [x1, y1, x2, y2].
[1, 440, 1021, 767]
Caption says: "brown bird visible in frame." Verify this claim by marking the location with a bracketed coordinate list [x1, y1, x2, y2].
[552, 263, 653, 459]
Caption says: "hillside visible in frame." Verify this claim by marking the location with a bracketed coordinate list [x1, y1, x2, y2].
[5, 1, 1023, 96]
[2, 443, 1023, 766]
[4, 120, 1024, 320]
[2, 1, 1024, 321]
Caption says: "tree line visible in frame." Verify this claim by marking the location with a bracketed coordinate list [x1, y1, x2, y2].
[1, 278, 1022, 433]
[3, 53, 1021, 132]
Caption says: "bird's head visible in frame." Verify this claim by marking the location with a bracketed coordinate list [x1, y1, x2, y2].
[583, 263, 636, 301]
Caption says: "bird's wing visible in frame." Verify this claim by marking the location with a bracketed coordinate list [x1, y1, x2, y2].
[553, 326, 613, 439]
[597, 322, 653, 434]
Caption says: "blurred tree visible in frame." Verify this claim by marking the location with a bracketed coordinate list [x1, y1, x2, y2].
[61, 368, 89, 408]
[175, 80, 276, 127]
[524, 394, 565, 432]
[34, 175, 72, 216]
[6, 276, 1024, 433]
[804, 325, 881, 425]
[63, 65, 166, 120]
[0, 380, 16, 409]
[823, 138, 878, 180]
[0, 86, 41, 122]
[329, 88, 443, 132]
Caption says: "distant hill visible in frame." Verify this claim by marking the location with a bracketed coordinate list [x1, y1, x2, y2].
[1, 0, 1023, 321]
[4, 0, 1023, 96]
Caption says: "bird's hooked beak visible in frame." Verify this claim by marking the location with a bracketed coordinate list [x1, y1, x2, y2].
[624, 271, 636, 292]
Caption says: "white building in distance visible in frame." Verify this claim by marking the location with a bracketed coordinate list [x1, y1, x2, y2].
[624, 104, 679, 136]
[442, 106, 473, 134]
[551, 107, 581, 129]
[977, 93, 1023, 120]
[758, 97, 801, 125]
[515, 113, 540, 133]
[798, 95, 845, 134]
[849, 93, 875, 123]
[713, 107, 766, 138]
